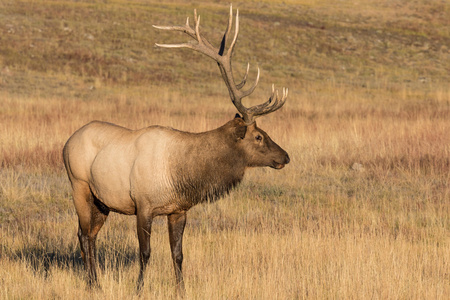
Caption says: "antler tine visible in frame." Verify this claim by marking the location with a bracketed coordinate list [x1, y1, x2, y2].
[152, 16, 195, 38]
[193, 10, 204, 46]
[227, 8, 239, 58]
[235, 63, 249, 89]
[219, 4, 233, 55]
[247, 85, 288, 120]
[241, 66, 260, 96]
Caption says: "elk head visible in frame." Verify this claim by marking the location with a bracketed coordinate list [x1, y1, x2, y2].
[154, 5, 290, 169]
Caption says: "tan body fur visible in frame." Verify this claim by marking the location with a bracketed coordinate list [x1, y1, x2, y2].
[64, 119, 255, 216]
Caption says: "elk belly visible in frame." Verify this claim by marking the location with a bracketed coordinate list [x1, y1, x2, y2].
[89, 144, 137, 215]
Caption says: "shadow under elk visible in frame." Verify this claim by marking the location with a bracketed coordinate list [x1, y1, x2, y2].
[63, 5, 289, 296]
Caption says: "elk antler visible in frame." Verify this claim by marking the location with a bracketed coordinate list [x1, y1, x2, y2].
[153, 5, 288, 124]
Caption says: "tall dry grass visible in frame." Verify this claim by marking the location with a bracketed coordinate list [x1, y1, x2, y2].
[1, 77, 449, 298]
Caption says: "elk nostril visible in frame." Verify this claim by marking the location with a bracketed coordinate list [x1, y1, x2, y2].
[285, 154, 290, 164]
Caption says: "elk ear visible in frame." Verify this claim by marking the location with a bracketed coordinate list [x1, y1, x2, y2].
[234, 113, 243, 119]
[234, 119, 247, 140]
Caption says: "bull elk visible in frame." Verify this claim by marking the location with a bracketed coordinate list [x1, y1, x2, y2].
[63, 5, 289, 295]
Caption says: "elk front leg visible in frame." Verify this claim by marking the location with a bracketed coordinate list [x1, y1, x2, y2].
[136, 213, 153, 291]
[168, 212, 187, 296]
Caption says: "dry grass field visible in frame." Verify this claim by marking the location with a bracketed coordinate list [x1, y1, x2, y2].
[1, 0, 449, 299]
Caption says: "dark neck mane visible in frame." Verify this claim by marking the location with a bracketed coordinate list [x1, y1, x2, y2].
[170, 125, 246, 207]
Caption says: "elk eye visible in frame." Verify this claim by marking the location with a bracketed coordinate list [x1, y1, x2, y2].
[255, 135, 262, 141]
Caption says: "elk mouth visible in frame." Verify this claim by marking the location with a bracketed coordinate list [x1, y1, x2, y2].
[271, 162, 286, 169]
[271, 154, 289, 169]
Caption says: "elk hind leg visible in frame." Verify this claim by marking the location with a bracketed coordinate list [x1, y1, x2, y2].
[73, 181, 109, 287]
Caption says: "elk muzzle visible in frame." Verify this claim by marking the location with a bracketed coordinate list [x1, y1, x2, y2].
[271, 151, 290, 169]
